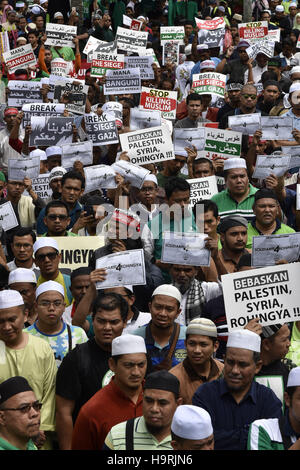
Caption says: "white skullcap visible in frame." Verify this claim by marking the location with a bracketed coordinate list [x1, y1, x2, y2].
[289, 82, 300, 94]
[49, 166, 67, 182]
[287, 366, 300, 387]
[112, 334, 147, 356]
[291, 66, 300, 75]
[8, 268, 37, 285]
[16, 2, 25, 6]
[126, 1, 135, 9]
[143, 174, 158, 185]
[171, 405, 213, 440]
[227, 329, 261, 353]
[36, 280, 64, 299]
[54, 11, 64, 18]
[16, 37, 27, 43]
[40, 0, 48, 4]
[46, 146, 62, 158]
[152, 284, 182, 303]
[30, 149, 47, 161]
[185, 44, 192, 56]
[275, 4, 284, 11]
[33, 237, 59, 255]
[197, 44, 209, 51]
[186, 317, 217, 338]
[223, 158, 246, 171]
[137, 15, 146, 20]
[174, 149, 188, 157]
[0, 290, 24, 309]
[290, 2, 297, 7]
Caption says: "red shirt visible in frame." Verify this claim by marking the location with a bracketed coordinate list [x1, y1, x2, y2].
[71, 378, 143, 450]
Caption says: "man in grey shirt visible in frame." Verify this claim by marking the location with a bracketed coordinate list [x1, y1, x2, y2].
[174, 93, 211, 128]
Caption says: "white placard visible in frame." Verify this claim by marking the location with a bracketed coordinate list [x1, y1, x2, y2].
[8, 80, 42, 107]
[84, 164, 117, 193]
[61, 141, 93, 169]
[246, 40, 275, 60]
[95, 249, 146, 288]
[139, 86, 178, 120]
[297, 184, 300, 210]
[160, 26, 185, 44]
[282, 146, 300, 169]
[161, 232, 211, 266]
[119, 125, 175, 166]
[102, 101, 123, 127]
[30, 173, 52, 200]
[174, 128, 205, 151]
[45, 23, 77, 48]
[221, 263, 300, 331]
[22, 102, 65, 127]
[228, 113, 261, 135]
[129, 108, 161, 130]
[187, 176, 219, 205]
[124, 56, 154, 80]
[103, 68, 141, 95]
[112, 160, 150, 189]
[84, 113, 119, 147]
[3, 44, 36, 72]
[8, 156, 40, 181]
[252, 154, 291, 179]
[0, 201, 19, 231]
[116, 27, 148, 53]
[268, 29, 281, 42]
[261, 116, 294, 140]
[251, 233, 300, 267]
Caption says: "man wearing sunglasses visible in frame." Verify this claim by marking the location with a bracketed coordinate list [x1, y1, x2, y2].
[42, 201, 78, 237]
[0, 376, 42, 450]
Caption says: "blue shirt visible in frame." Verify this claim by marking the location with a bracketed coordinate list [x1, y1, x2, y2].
[36, 200, 82, 235]
[284, 108, 300, 131]
[192, 378, 282, 450]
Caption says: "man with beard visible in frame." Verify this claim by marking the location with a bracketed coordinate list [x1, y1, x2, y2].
[192, 329, 282, 450]
[170, 318, 223, 404]
[42, 201, 77, 237]
[6, 228, 39, 274]
[71, 335, 147, 450]
[217, 215, 249, 273]
[104, 370, 182, 450]
[8, 268, 37, 326]
[156, 151, 189, 189]
[246, 189, 295, 249]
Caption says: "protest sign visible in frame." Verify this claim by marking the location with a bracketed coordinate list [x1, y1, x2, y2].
[116, 27, 148, 53]
[197, 28, 225, 49]
[95, 249, 146, 288]
[195, 17, 226, 30]
[3, 44, 36, 72]
[192, 72, 226, 98]
[268, 29, 281, 42]
[8, 156, 40, 181]
[187, 176, 219, 205]
[22, 103, 65, 127]
[246, 40, 275, 60]
[252, 154, 291, 179]
[162, 42, 180, 66]
[30, 174, 52, 199]
[84, 164, 117, 193]
[112, 160, 150, 188]
[297, 184, 300, 210]
[160, 26, 185, 44]
[0, 31, 9, 63]
[129, 108, 161, 130]
[251, 233, 300, 267]
[91, 50, 125, 77]
[61, 141, 93, 169]
[8, 80, 42, 108]
[204, 128, 242, 159]
[50, 58, 69, 77]
[228, 113, 261, 135]
[83, 36, 105, 56]
[161, 232, 211, 266]
[261, 116, 294, 140]
[123, 14, 142, 30]
[84, 113, 119, 146]
[221, 263, 300, 331]
[87, 40, 117, 64]
[238, 21, 268, 43]
[103, 68, 141, 95]
[139, 48, 160, 68]
[124, 56, 154, 80]
[0, 201, 18, 232]
[282, 146, 300, 169]
[45, 23, 77, 48]
[102, 101, 123, 127]
[52, 236, 105, 270]
[139, 87, 178, 120]
[174, 128, 205, 151]
[119, 125, 175, 166]
[53, 80, 88, 114]
[29, 116, 74, 147]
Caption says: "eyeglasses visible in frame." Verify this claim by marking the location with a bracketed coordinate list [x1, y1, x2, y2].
[47, 214, 68, 221]
[242, 94, 257, 100]
[38, 300, 64, 308]
[2, 401, 42, 414]
[35, 251, 58, 262]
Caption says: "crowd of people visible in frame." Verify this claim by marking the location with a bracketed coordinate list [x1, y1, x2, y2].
[1, 0, 300, 454]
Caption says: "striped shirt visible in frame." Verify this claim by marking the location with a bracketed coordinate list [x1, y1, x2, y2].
[104, 416, 172, 450]
[247, 417, 297, 450]
[211, 185, 258, 221]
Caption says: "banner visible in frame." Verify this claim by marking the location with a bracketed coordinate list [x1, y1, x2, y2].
[192, 72, 226, 98]
[139, 87, 178, 120]
[22, 102, 65, 127]
[221, 263, 300, 331]
[161, 232, 211, 266]
[103, 68, 141, 95]
[8, 156, 40, 181]
[238, 21, 268, 43]
[84, 164, 117, 193]
[160, 26, 185, 44]
[204, 128, 242, 159]
[8, 80, 42, 108]
[29, 116, 74, 147]
[116, 27, 148, 53]
[0, 201, 18, 232]
[45, 23, 77, 48]
[195, 17, 226, 30]
[129, 108, 161, 130]
[187, 176, 219, 205]
[3, 44, 37, 72]
[261, 116, 294, 140]
[84, 113, 119, 146]
[95, 249, 146, 288]
[228, 113, 261, 135]
[252, 154, 291, 179]
[52, 236, 105, 270]
[53, 80, 88, 114]
[124, 56, 154, 80]
[61, 141, 93, 169]
[119, 125, 175, 165]
[174, 128, 205, 151]
[251, 233, 300, 267]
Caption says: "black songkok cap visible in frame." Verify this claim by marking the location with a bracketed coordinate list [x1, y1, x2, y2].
[217, 215, 248, 234]
[0, 376, 33, 405]
[254, 188, 278, 203]
[261, 324, 283, 339]
[144, 370, 180, 396]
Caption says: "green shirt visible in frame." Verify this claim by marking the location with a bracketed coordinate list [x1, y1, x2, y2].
[248, 418, 294, 450]
[286, 322, 300, 366]
[246, 220, 295, 249]
[156, 171, 188, 188]
[211, 184, 258, 221]
[0, 437, 37, 450]
[51, 47, 75, 62]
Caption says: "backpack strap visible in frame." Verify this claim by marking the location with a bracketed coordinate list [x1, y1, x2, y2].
[125, 418, 135, 450]
[67, 324, 72, 353]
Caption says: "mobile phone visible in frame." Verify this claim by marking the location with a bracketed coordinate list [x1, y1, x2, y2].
[84, 205, 95, 218]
